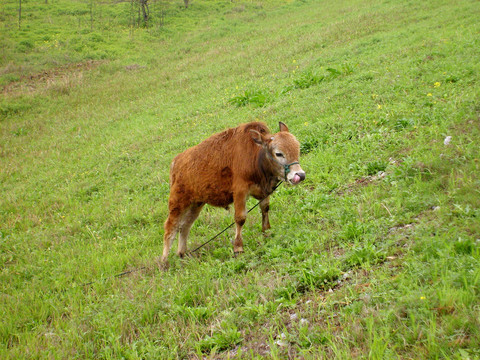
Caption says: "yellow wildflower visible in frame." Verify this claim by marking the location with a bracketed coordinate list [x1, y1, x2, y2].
[434, 82, 441, 87]
[377, 104, 382, 109]
[427, 93, 432, 97]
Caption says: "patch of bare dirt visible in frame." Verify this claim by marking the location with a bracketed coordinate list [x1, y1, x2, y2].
[336, 171, 386, 196]
[1, 60, 105, 96]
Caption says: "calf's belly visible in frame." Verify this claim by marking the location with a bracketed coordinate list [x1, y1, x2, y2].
[203, 188, 234, 208]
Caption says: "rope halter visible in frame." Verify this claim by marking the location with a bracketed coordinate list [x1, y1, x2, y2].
[283, 161, 299, 181]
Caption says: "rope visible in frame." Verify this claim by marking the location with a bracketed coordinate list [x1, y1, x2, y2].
[70, 181, 284, 290]
[188, 181, 283, 255]
[78, 266, 148, 287]
[188, 155, 297, 255]
[66, 266, 149, 291]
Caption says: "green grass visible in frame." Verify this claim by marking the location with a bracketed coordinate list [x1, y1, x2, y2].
[1, 0, 480, 358]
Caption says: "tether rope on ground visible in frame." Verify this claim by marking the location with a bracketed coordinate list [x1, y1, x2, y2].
[70, 181, 284, 290]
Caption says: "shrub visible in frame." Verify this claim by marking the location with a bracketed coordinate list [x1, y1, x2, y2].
[292, 70, 324, 89]
[196, 323, 242, 353]
[296, 265, 341, 293]
[365, 161, 387, 176]
[345, 242, 386, 267]
[394, 118, 415, 131]
[228, 88, 270, 107]
[16, 39, 34, 53]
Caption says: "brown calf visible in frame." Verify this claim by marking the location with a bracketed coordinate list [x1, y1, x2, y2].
[161, 121, 305, 264]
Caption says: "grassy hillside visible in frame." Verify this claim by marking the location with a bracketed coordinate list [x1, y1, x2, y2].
[1, 0, 480, 358]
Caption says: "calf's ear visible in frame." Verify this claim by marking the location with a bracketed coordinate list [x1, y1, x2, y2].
[250, 130, 267, 146]
[279, 122, 289, 132]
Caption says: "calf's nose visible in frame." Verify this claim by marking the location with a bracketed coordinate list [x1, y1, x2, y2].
[292, 171, 306, 184]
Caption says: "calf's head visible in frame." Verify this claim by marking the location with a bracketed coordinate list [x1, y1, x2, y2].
[251, 122, 306, 185]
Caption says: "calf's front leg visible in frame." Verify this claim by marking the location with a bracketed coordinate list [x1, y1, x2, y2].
[233, 190, 248, 254]
[260, 197, 271, 232]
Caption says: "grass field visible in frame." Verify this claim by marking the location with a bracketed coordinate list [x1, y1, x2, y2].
[1, 0, 480, 358]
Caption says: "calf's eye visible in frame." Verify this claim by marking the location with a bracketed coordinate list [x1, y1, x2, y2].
[275, 152, 284, 157]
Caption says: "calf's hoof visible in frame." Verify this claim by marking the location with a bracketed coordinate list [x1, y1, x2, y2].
[158, 257, 169, 271]
[233, 250, 244, 258]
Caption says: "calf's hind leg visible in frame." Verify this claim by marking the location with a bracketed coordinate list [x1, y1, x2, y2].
[177, 203, 204, 258]
[233, 190, 248, 254]
[162, 194, 190, 264]
[161, 208, 181, 264]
